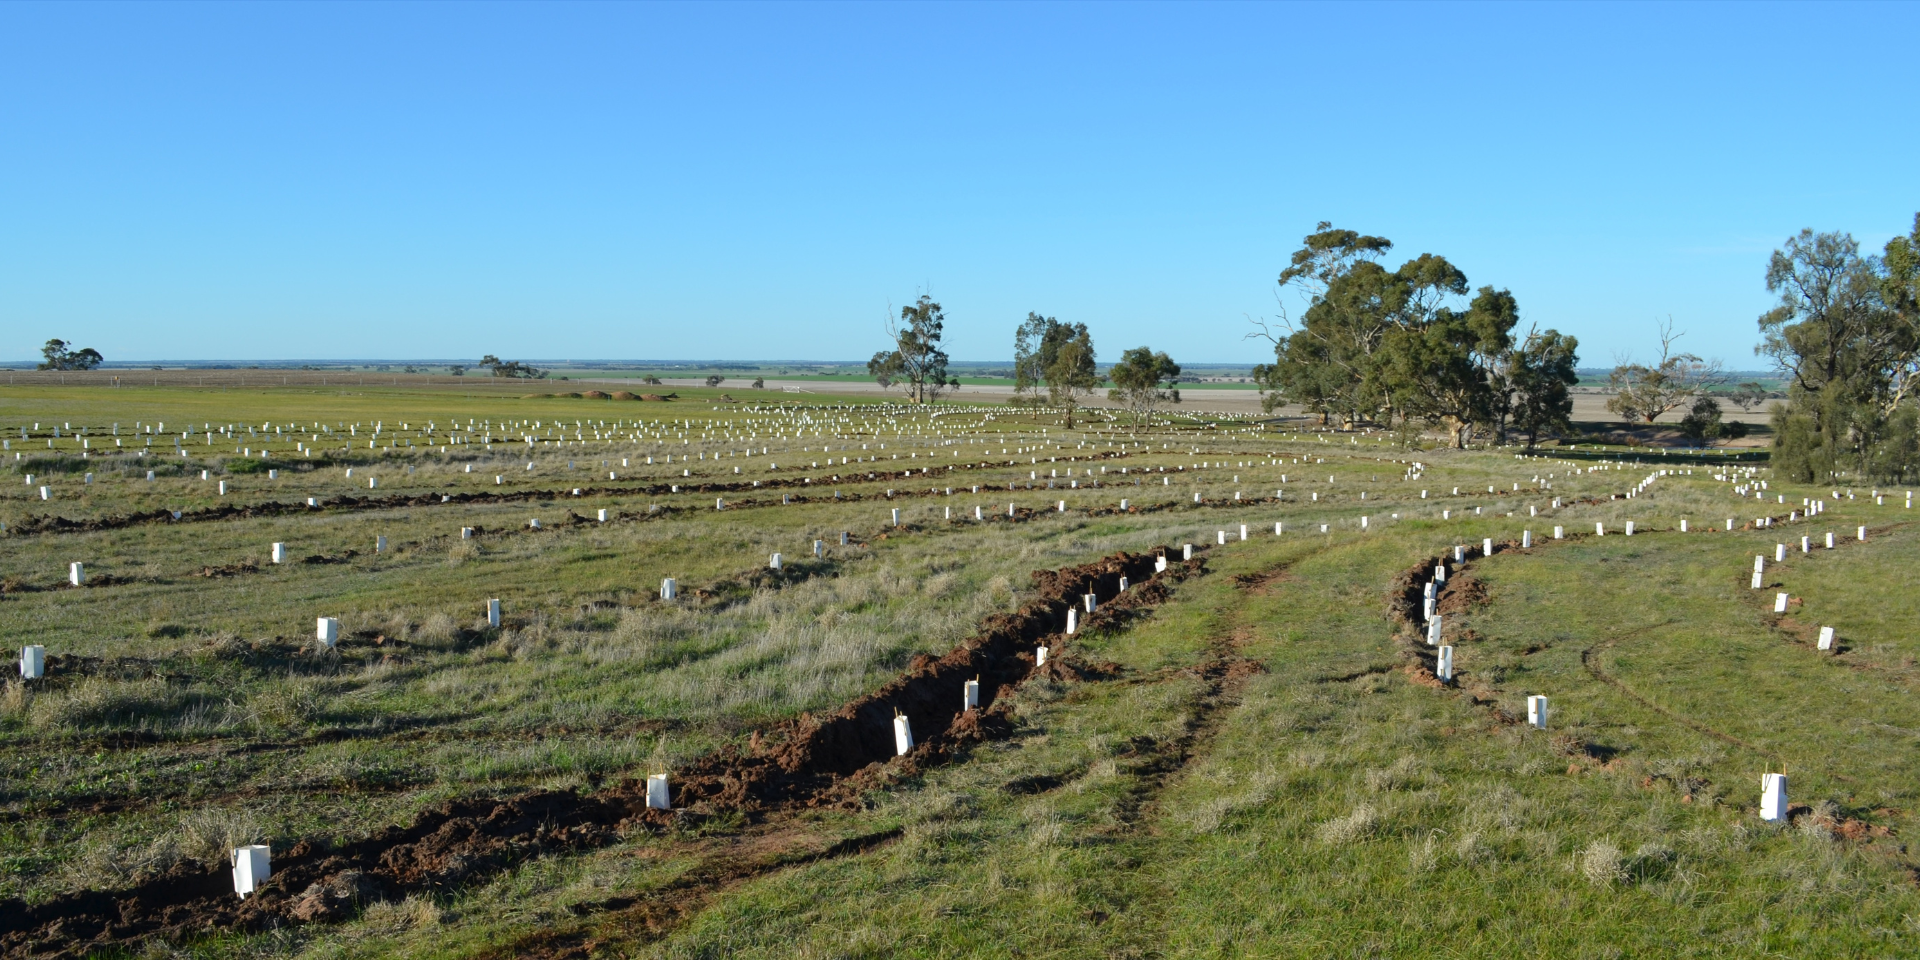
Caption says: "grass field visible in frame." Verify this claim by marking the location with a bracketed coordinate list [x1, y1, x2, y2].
[0, 382, 1914, 958]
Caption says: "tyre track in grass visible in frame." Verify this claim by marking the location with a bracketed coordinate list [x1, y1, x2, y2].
[1384, 533, 1779, 754]
[469, 824, 908, 960]
[1575, 634, 1779, 760]
[0, 546, 1206, 959]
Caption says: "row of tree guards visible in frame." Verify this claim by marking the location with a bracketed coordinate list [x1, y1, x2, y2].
[18, 457, 1867, 902]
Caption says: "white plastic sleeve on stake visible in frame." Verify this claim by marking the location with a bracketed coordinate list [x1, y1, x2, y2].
[893, 714, 914, 756]
[232, 845, 271, 898]
[646, 774, 670, 810]
[1526, 695, 1548, 729]
[1760, 773, 1788, 822]
[1436, 645, 1453, 681]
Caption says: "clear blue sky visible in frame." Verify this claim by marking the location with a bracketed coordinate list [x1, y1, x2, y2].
[2, 1, 1915, 368]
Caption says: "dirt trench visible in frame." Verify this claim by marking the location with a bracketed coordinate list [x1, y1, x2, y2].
[0, 546, 1201, 959]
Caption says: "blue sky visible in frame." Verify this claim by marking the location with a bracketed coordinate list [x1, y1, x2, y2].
[1, 1, 1914, 367]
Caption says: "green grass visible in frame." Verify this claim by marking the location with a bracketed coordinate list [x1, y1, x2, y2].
[1, 382, 1915, 957]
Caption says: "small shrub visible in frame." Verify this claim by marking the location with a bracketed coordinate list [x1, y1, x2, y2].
[1409, 832, 1441, 872]
[61, 834, 184, 890]
[1579, 839, 1627, 886]
[177, 807, 265, 868]
[1798, 800, 1840, 840]
[31, 677, 176, 730]
[1454, 830, 1492, 866]
[1316, 804, 1379, 845]
[1, 681, 28, 719]
[416, 613, 460, 648]
[358, 895, 442, 935]
[1364, 756, 1419, 792]
[252, 681, 321, 728]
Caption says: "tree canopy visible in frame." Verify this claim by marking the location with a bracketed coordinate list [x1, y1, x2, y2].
[1760, 216, 1920, 482]
[1012, 314, 1102, 425]
[1253, 222, 1576, 447]
[870, 295, 958, 404]
[38, 339, 103, 371]
[479, 355, 543, 379]
[1605, 319, 1723, 424]
[1106, 347, 1181, 424]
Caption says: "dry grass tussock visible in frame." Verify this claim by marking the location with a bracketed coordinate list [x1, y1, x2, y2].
[1316, 803, 1381, 845]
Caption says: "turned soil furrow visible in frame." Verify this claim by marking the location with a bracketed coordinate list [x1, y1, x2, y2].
[0, 546, 1203, 959]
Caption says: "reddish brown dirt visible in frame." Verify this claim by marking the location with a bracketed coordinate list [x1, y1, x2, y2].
[1434, 575, 1489, 615]
[1385, 540, 1518, 628]
[0, 546, 1202, 959]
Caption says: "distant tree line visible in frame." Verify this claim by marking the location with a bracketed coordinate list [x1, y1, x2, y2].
[478, 355, 544, 379]
[1761, 214, 1920, 482]
[1250, 223, 1579, 448]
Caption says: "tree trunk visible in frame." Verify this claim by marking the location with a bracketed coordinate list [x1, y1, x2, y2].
[1445, 417, 1468, 449]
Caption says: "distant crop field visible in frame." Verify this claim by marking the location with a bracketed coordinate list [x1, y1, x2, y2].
[0, 382, 1913, 959]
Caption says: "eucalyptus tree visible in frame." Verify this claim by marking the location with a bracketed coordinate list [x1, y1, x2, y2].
[870, 295, 959, 404]
[1760, 218, 1920, 481]
[1604, 319, 1723, 424]
[1012, 313, 1100, 424]
[1253, 222, 1574, 446]
[1107, 346, 1182, 424]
